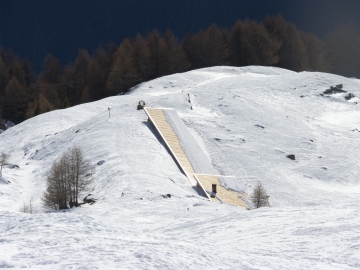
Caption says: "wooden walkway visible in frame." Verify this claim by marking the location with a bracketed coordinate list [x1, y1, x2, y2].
[194, 174, 249, 208]
[144, 107, 198, 185]
[144, 107, 249, 209]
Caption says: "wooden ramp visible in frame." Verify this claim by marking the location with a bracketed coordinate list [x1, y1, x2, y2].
[194, 174, 249, 209]
[144, 107, 249, 209]
[144, 107, 198, 185]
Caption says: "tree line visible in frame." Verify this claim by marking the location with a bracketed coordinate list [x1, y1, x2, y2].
[1, 15, 360, 124]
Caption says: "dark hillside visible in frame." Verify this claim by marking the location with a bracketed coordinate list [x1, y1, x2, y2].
[0, 0, 359, 71]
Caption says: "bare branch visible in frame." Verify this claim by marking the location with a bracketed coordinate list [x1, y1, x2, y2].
[42, 146, 94, 210]
[251, 181, 269, 209]
[0, 152, 10, 176]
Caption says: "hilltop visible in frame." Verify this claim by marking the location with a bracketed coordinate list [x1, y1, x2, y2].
[0, 66, 359, 269]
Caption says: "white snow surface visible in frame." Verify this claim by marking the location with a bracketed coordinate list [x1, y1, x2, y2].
[0, 66, 360, 269]
[0, 176, 7, 185]
[163, 109, 216, 175]
[218, 176, 245, 193]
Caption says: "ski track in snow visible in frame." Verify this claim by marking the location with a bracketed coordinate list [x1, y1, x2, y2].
[0, 66, 360, 269]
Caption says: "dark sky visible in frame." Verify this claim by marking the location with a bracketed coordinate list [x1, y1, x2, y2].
[0, 0, 359, 72]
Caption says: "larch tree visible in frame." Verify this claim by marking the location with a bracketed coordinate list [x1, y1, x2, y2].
[0, 152, 10, 177]
[229, 20, 251, 66]
[247, 21, 280, 66]
[161, 29, 190, 75]
[7, 60, 27, 87]
[87, 47, 112, 101]
[264, 15, 308, 72]
[146, 29, 167, 78]
[42, 155, 69, 210]
[42, 147, 94, 211]
[39, 54, 63, 85]
[72, 49, 91, 105]
[3, 76, 28, 123]
[203, 24, 229, 67]
[182, 32, 204, 69]
[67, 147, 94, 207]
[0, 57, 8, 96]
[132, 33, 154, 81]
[107, 39, 140, 94]
[301, 32, 330, 72]
[25, 92, 55, 119]
[38, 82, 60, 109]
[251, 181, 269, 209]
[58, 49, 91, 107]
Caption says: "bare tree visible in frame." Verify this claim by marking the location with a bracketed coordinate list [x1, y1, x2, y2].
[42, 146, 94, 211]
[0, 152, 9, 177]
[42, 156, 69, 210]
[19, 197, 35, 214]
[251, 181, 269, 208]
[67, 146, 94, 207]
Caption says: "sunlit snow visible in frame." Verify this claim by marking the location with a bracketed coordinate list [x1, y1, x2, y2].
[0, 66, 359, 269]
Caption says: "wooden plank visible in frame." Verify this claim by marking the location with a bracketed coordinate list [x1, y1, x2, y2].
[167, 142, 182, 147]
[194, 174, 248, 209]
[193, 174, 211, 200]
[162, 136, 179, 140]
[144, 107, 198, 186]
[177, 159, 193, 166]
[177, 158, 192, 163]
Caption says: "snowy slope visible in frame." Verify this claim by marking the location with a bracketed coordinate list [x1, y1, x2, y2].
[0, 66, 359, 269]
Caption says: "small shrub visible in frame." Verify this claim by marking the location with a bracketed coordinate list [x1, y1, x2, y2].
[19, 197, 34, 214]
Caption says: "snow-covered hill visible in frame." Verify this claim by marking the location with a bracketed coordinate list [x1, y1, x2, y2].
[0, 66, 359, 269]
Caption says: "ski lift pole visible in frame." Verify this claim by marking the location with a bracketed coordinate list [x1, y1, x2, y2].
[108, 107, 110, 118]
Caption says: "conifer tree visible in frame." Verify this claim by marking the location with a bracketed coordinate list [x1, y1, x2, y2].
[0, 57, 8, 96]
[162, 29, 190, 74]
[251, 181, 269, 208]
[42, 147, 93, 210]
[72, 49, 91, 104]
[38, 82, 60, 108]
[7, 60, 27, 87]
[3, 76, 28, 123]
[87, 47, 112, 101]
[39, 54, 63, 84]
[248, 21, 280, 66]
[182, 33, 203, 69]
[107, 39, 140, 94]
[132, 34, 154, 81]
[0, 152, 9, 177]
[229, 20, 249, 66]
[57, 49, 91, 107]
[301, 32, 329, 72]
[63, 97, 70, 108]
[264, 15, 308, 71]
[26, 92, 55, 119]
[146, 29, 166, 78]
[42, 156, 69, 210]
[58, 64, 75, 107]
